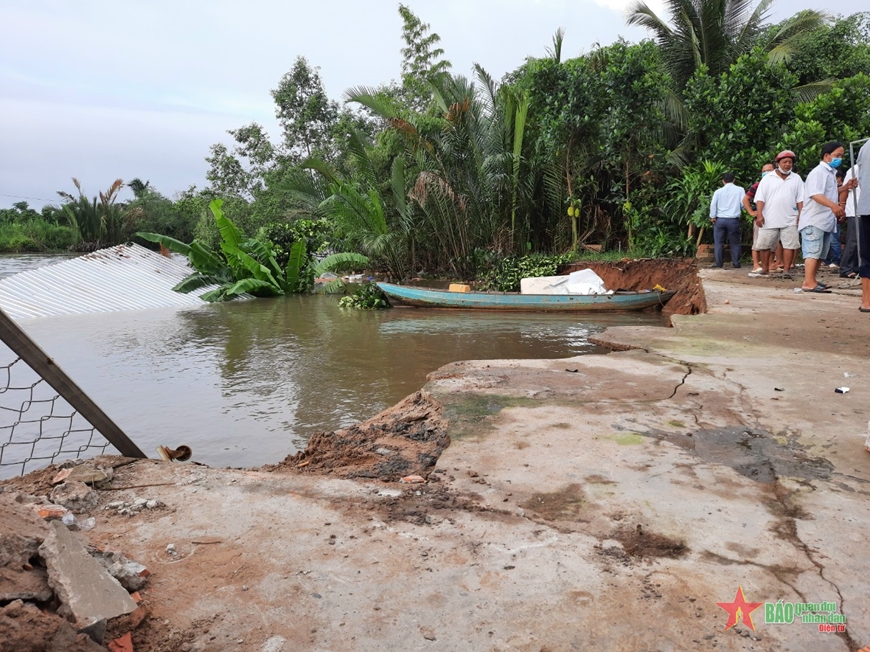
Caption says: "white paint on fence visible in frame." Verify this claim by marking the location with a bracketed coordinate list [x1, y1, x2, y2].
[0, 244, 222, 320]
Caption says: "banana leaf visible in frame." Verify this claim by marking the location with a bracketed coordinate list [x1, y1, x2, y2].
[285, 240, 307, 292]
[172, 272, 229, 293]
[319, 278, 346, 294]
[200, 278, 280, 302]
[188, 241, 224, 274]
[313, 252, 369, 276]
[209, 199, 244, 249]
[221, 243, 281, 289]
[240, 238, 283, 281]
[136, 232, 191, 256]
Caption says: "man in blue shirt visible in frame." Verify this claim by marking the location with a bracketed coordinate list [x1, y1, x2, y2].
[709, 172, 745, 268]
[800, 142, 845, 292]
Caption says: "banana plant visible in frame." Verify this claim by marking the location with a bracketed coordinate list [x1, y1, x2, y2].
[137, 199, 367, 302]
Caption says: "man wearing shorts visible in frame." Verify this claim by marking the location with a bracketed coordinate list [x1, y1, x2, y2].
[799, 142, 846, 293]
[744, 163, 776, 273]
[754, 150, 803, 276]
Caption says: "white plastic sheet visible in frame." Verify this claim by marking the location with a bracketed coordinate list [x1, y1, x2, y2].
[519, 270, 612, 295]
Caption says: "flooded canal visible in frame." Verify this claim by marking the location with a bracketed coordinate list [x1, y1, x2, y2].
[1, 255, 668, 472]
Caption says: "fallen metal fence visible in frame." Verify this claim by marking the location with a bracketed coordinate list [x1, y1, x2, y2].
[0, 307, 145, 479]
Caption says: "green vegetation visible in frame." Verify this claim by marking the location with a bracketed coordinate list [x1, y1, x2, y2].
[137, 199, 367, 302]
[480, 254, 575, 292]
[6, 4, 870, 276]
[338, 283, 392, 310]
[0, 202, 76, 251]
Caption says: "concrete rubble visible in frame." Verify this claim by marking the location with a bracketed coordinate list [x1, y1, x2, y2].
[0, 459, 151, 651]
[50, 481, 100, 513]
[38, 521, 137, 640]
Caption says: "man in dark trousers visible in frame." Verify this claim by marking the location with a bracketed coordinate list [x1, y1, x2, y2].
[856, 139, 870, 312]
[840, 161, 861, 279]
[709, 172, 745, 268]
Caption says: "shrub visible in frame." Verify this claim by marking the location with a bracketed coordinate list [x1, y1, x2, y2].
[479, 253, 576, 292]
[338, 283, 391, 310]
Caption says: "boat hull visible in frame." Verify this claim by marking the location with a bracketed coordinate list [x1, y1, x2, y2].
[377, 283, 674, 312]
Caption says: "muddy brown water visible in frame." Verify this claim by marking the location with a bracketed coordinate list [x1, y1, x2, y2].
[0, 254, 676, 475]
[4, 290, 668, 475]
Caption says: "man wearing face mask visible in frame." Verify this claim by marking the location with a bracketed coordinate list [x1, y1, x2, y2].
[799, 142, 846, 293]
[753, 151, 804, 277]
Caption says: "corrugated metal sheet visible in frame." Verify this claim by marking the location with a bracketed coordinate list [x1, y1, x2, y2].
[0, 244, 228, 320]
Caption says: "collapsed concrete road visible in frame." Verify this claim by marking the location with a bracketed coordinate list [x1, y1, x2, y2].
[1, 266, 869, 651]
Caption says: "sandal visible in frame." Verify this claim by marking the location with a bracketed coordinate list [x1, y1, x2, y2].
[860, 307, 870, 313]
[841, 272, 858, 279]
[802, 286, 832, 293]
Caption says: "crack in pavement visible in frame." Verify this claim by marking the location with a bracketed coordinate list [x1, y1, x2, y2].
[768, 479, 858, 651]
[667, 362, 692, 399]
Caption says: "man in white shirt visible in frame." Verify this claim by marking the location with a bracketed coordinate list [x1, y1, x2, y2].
[709, 172, 745, 268]
[754, 150, 804, 276]
[855, 139, 870, 312]
[799, 142, 846, 292]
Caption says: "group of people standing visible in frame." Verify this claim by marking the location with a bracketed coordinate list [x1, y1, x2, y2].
[708, 140, 870, 313]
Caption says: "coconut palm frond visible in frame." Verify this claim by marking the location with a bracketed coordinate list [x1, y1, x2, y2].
[344, 86, 400, 119]
[546, 27, 565, 63]
[792, 79, 835, 103]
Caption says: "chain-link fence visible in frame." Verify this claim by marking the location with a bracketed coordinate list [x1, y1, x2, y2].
[0, 351, 118, 479]
[0, 308, 144, 480]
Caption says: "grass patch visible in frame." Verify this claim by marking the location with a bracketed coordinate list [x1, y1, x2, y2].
[609, 433, 646, 446]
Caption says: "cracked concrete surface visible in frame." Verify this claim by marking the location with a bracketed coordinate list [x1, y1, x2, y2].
[3, 266, 868, 651]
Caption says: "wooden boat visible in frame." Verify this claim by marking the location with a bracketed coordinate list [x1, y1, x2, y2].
[377, 283, 675, 312]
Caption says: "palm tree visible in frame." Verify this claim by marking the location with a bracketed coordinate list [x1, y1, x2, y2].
[626, 0, 826, 90]
[57, 178, 136, 248]
[127, 178, 151, 198]
[280, 128, 414, 281]
[346, 67, 547, 275]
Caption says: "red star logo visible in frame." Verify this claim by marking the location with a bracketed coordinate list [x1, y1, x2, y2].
[717, 587, 763, 631]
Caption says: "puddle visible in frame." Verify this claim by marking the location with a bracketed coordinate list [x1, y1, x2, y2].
[662, 426, 833, 483]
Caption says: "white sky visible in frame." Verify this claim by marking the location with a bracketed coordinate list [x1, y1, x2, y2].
[0, 0, 862, 209]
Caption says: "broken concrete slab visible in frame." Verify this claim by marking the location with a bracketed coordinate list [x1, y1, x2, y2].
[65, 465, 113, 486]
[0, 599, 105, 652]
[49, 481, 99, 513]
[38, 521, 137, 631]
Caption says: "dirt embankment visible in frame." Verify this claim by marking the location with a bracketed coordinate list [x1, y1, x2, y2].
[263, 391, 449, 481]
[561, 258, 706, 317]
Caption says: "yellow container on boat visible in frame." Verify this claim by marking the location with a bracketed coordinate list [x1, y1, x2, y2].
[448, 283, 471, 293]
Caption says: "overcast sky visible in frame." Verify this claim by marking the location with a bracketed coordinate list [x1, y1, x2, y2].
[1, 0, 861, 209]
